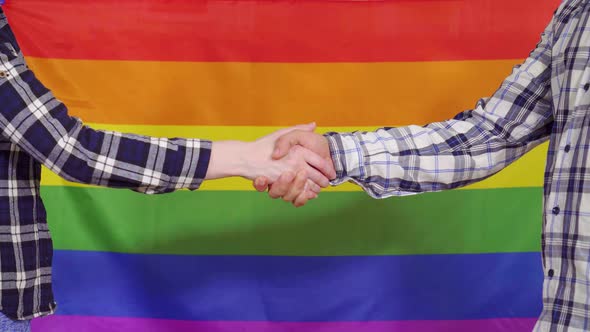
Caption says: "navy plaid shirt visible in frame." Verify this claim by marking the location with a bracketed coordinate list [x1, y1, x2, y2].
[327, 1, 590, 330]
[0, 9, 211, 319]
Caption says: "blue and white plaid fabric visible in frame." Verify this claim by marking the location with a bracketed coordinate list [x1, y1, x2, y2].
[327, 0, 590, 330]
[0, 8, 211, 320]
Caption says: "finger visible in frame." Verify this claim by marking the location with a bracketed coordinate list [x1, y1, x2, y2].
[304, 165, 330, 188]
[282, 170, 308, 203]
[293, 191, 313, 207]
[268, 171, 296, 199]
[298, 146, 336, 179]
[253, 177, 269, 192]
[307, 179, 321, 194]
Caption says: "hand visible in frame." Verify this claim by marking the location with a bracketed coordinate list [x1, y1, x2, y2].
[253, 130, 335, 207]
[243, 126, 334, 187]
[271, 130, 333, 166]
[206, 123, 332, 196]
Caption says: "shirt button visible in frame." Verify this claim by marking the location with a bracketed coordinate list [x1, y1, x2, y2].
[565, 145, 571, 152]
[552, 206, 560, 215]
[585, 83, 590, 91]
[548, 269, 554, 277]
[0, 71, 8, 78]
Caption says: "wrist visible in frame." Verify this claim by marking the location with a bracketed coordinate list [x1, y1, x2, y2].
[323, 132, 348, 183]
[205, 140, 251, 179]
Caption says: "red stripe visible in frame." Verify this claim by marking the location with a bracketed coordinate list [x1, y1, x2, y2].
[4, 0, 559, 62]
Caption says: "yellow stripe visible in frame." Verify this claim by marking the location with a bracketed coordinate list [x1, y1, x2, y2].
[40, 124, 546, 191]
[26, 57, 520, 127]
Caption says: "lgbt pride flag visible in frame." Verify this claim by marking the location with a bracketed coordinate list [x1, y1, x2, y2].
[2, 0, 559, 331]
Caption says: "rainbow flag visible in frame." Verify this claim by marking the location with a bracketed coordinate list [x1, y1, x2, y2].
[3, 0, 558, 331]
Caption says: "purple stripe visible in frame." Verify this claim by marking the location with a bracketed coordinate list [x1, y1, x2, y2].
[32, 315, 537, 332]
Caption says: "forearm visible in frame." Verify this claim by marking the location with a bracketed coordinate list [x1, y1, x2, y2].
[0, 53, 211, 193]
[205, 141, 250, 180]
[17, 116, 212, 194]
[334, 104, 554, 198]
[329, 118, 547, 198]
[205, 140, 298, 182]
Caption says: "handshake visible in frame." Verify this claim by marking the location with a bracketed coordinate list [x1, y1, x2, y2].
[205, 123, 336, 207]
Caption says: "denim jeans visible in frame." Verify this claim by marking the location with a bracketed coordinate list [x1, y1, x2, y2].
[0, 311, 30, 332]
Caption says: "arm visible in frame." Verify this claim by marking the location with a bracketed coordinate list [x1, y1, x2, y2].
[0, 38, 330, 194]
[325, 16, 555, 198]
[259, 6, 558, 201]
[0, 53, 209, 194]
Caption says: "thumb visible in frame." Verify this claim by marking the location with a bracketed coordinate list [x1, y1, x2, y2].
[264, 122, 316, 141]
[253, 176, 270, 192]
[279, 122, 316, 136]
[296, 122, 316, 132]
[272, 132, 302, 159]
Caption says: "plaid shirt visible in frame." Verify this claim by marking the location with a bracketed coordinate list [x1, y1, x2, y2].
[0, 9, 211, 320]
[327, 1, 590, 331]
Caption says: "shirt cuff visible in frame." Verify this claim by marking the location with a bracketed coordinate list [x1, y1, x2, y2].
[171, 139, 212, 191]
[324, 132, 364, 186]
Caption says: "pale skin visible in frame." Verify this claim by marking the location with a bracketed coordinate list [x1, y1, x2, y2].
[206, 124, 335, 201]
[252, 129, 334, 207]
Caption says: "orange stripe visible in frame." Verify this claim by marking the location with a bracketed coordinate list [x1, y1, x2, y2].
[26, 57, 520, 126]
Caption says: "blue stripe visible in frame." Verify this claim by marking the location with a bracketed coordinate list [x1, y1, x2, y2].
[52, 250, 543, 321]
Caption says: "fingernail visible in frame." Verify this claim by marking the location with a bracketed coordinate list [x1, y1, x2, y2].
[273, 147, 280, 156]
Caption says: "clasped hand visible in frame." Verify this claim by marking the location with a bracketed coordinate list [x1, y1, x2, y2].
[252, 123, 335, 207]
[207, 123, 335, 207]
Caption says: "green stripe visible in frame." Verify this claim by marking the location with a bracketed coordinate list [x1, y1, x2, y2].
[41, 186, 542, 256]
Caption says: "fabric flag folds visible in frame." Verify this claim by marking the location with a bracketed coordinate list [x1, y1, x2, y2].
[0, 0, 559, 331]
